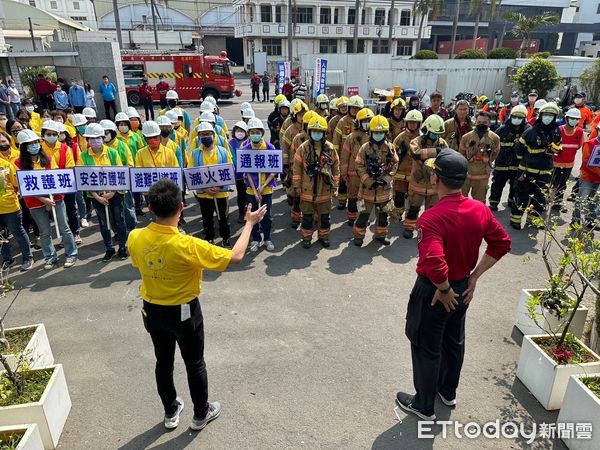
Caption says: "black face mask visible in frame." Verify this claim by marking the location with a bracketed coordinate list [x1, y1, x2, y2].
[160, 130, 171, 138]
[167, 100, 177, 108]
[476, 124, 488, 133]
[0, 144, 10, 151]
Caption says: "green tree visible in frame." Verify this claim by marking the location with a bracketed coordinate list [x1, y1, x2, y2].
[502, 11, 560, 57]
[413, 0, 444, 51]
[579, 59, 600, 105]
[19, 66, 56, 98]
[468, 0, 502, 50]
[512, 57, 561, 99]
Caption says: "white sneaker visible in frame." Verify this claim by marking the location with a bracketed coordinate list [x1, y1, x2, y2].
[64, 257, 77, 268]
[190, 401, 221, 431]
[164, 397, 184, 429]
[265, 240, 275, 251]
[250, 241, 260, 252]
[74, 234, 83, 245]
[80, 218, 89, 228]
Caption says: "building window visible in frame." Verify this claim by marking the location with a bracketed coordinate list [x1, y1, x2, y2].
[320, 39, 337, 53]
[397, 40, 412, 56]
[70, 16, 87, 21]
[361, 9, 366, 25]
[262, 38, 282, 56]
[275, 6, 282, 23]
[597, 4, 600, 14]
[28, 0, 35, 5]
[348, 8, 356, 25]
[261, 5, 272, 22]
[320, 7, 331, 24]
[400, 10, 411, 26]
[346, 39, 365, 53]
[50, 0, 57, 8]
[334, 8, 339, 24]
[293, 7, 313, 24]
[249, 6, 254, 22]
[373, 40, 389, 54]
[73, 1, 80, 10]
[374, 9, 385, 26]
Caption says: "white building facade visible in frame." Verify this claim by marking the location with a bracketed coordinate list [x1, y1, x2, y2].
[20, 0, 97, 29]
[572, 0, 600, 49]
[233, 0, 429, 71]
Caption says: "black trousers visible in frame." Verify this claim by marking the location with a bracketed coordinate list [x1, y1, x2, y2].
[405, 276, 469, 416]
[489, 169, 517, 206]
[64, 193, 80, 235]
[142, 97, 154, 120]
[235, 178, 247, 218]
[251, 86, 260, 101]
[262, 87, 269, 102]
[551, 167, 572, 206]
[510, 172, 551, 224]
[142, 298, 209, 418]
[197, 196, 230, 241]
[104, 100, 117, 120]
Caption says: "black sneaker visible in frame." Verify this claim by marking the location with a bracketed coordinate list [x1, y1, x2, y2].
[164, 397, 184, 429]
[301, 239, 312, 249]
[135, 209, 146, 217]
[118, 247, 128, 260]
[510, 222, 521, 230]
[376, 236, 391, 246]
[395, 392, 436, 421]
[102, 249, 116, 262]
[346, 220, 355, 227]
[438, 392, 457, 407]
[353, 238, 363, 247]
[318, 238, 330, 248]
[337, 203, 346, 210]
[489, 204, 498, 211]
[291, 221, 300, 229]
[403, 229, 414, 239]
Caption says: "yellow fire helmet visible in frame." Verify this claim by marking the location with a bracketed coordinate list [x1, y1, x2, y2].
[336, 96, 350, 108]
[289, 98, 302, 113]
[356, 107, 375, 122]
[316, 93, 329, 104]
[422, 114, 445, 134]
[348, 95, 365, 109]
[303, 110, 316, 124]
[293, 100, 309, 115]
[329, 99, 338, 111]
[405, 109, 424, 123]
[539, 102, 560, 116]
[308, 115, 328, 132]
[274, 94, 286, 106]
[391, 98, 407, 110]
[369, 115, 390, 132]
[510, 104, 528, 118]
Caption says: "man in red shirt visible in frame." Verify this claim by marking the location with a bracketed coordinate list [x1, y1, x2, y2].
[155, 75, 170, 110]
[396, 149, 511, 421]
[139, 77, 155, 120]
[570, 91, 593, 130]
[34, 74, 56, 110]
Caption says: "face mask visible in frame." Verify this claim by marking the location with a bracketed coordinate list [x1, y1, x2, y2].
[320, 103, 328, 110]
[511, 117, 523, 126]
[104, 133, 112, 143]
[568, 118, 579, 127]
[361, 122, 370, 131]
[234, 130, 246, 140]
[428, 132, 438, 141]
[131, 121, 140, 131]
[88, 137, 103, 149]
[159, 78, 163, 82]
[200, 136, 213, 147]
[25, 106, 35, 113]
[27, 143, 41, 155]
[147, 137, 161, 148]
[160, 129, 171, 138]
[574, 98, 583, 105]
[0, 144, 10, 152]
[476, 124, 488, 133]
[167, 100, 177, 108]
[311, 131, 324, 142]
[511, 97, 519, 103]
[372, 132, 386, 142]
[118, 125, 130, 134]
[250, 134, 262, 144]
[541, 115, 554, 126]
[495, 95, 502, 101]
[77, 126, 86, 134]
[43, 135, 58, 145]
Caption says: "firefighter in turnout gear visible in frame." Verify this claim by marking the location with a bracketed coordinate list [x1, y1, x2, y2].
[403, 114, 449, 239]
[488, 104, 529, 210]
[292, 115, 340, 248]
[392, 110, 423, 222]
[270, 99, 291, 149]
[328, 96, 349, 143]
[291, 111, 315, 165]
[315, 94, 329, 118]
[327, 98, 338, 122]
[283, 101, 309, 227]
[389, 98, 406, 142]
[334, 95, 364, 209]
[279, 99, 305, 145]
[353, 116, 399, 247]
[510, 102, 563, 230]
[458, 111, 500, 203]
[341, 107, 374, 225]
[443, 100, 473, 151]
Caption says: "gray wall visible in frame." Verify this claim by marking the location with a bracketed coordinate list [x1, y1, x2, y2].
[203, 36, 227, 57]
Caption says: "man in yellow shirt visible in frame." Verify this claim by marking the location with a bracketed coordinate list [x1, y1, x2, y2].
[127, 178, 266, 431]
[135, 121, 179, 168]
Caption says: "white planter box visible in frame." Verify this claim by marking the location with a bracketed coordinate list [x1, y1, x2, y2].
[558, 374, 600, 450]
[0, 424, 44, 450]
[515, 289, 588, 338]
[2, 324, 54, 371]
[0, 365, 71, 449]
[516, 335, 600, 410]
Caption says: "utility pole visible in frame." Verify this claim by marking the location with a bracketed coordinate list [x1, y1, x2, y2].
[352, 0, 360, 53]
[388, 0, 395, 53]
[450, 0, 460, 58]
[112, 0, 122, 48]
[287, 0, 293, 66]
[150, 0, 159, 50]
[28, 17, 36, 52]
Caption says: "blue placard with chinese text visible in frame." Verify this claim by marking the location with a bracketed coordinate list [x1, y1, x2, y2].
[235, 149, 283, 173]
[589, 145, 600, 168]
[17, 169, 78, 197]
[129, 167, 183, 193]
[183, 163, 235, 190]
[74, 166, 131, 191]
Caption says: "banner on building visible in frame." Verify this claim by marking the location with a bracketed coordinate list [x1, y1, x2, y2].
[184, 163, 235, 190]
[17, 169, 78, 197]
[235, 149, 284, 173]
[313, 58, 327, 99]
[129, 167, 183, 193]
[74, 166, 131, 191]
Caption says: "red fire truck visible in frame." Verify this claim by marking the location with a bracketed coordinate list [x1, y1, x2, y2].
[121, 50, 237, 105]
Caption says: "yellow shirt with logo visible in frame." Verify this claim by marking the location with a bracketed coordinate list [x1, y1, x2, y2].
[0, 157, 21, 214]
[41, 141, 75, 168]
[128, 222, 232, 305]
[187, 146, 232, 199]
[76, 145, 123, 167]
[135, 144, 179, 168]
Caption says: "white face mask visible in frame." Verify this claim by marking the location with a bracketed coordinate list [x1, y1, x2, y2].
[510, 97, 519, 103]
[511, 117, 523, 126]
[118, 125, 129, 134]
[25, 106, 35, 113]
[574, 98, 583, 105]
[234, 130, 246, 140]
[372, 132, 386, 142]
[43, 135, 58, 145]
[567, 118, 579, 127]
[361, 122, 370, 131]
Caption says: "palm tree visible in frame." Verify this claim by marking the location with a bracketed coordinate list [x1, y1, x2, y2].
[468, 0, 502, 50]
[502, 11, 560, 57]
[413, 0, 444, 52]
[449, 0, 461, 58]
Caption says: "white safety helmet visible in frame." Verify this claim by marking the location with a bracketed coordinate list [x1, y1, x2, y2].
[41, 120, 60, 133]
[83, 123, 105, 138]
[99, 119, 117, 132]
[114, 112, 130, 123]
[233, 120, 248, 132]
[82, 107, 97, 118]
[173, 107, 184, 118]
[17, 129, 40, 145]
[55, 122, 67, 134]
[533, 99, 547, 110]
[200, 101, 215, 113]
[142, 120, 161, 137]
[279, 99, 291, 110]
[126, 107, 141, 119]
[247, 117, 265, 131]
[240, 102, 251, 111]
[242, 108, 255, 119]
[71, 113, 88, 127]
[196, 122, 214, 133]
[165, 110, 178, 124]
[156, 116, 172, 127]
[165, 90, 178, 100]
[200, 111, 216, 123]
[565, 108, 582, 119]
[204, 96, 217, 106]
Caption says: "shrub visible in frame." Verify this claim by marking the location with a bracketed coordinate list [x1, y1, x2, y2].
[532, 51, 552, 59]
[411, 50, 438, 60]
[19, 66, 57, 98]
[580, 58, 600, 105]
[455, 49, 487, 59]
[512, 57, 561, 99]
[487, 47, 517, 59]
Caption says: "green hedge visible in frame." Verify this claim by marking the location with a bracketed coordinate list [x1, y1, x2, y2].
[455, 49, 487, 59]
[411, 50, 439, 60]
[487, 47, 517, 59]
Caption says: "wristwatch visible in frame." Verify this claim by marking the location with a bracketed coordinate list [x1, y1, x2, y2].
[439, 286, 451, 294]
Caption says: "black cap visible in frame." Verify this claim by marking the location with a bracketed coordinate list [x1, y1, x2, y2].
[575, 91, 586, 98]
[528, 89, 538, 97]
[426, 149, 468, 181]
[495, 89, 503, 95]
[511, 91, 519, 96]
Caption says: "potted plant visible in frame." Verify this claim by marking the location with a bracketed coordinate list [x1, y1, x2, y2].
[515, 213, 600, 410]
[0, 424, 44, 449]
[557, 374, 600, 449]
